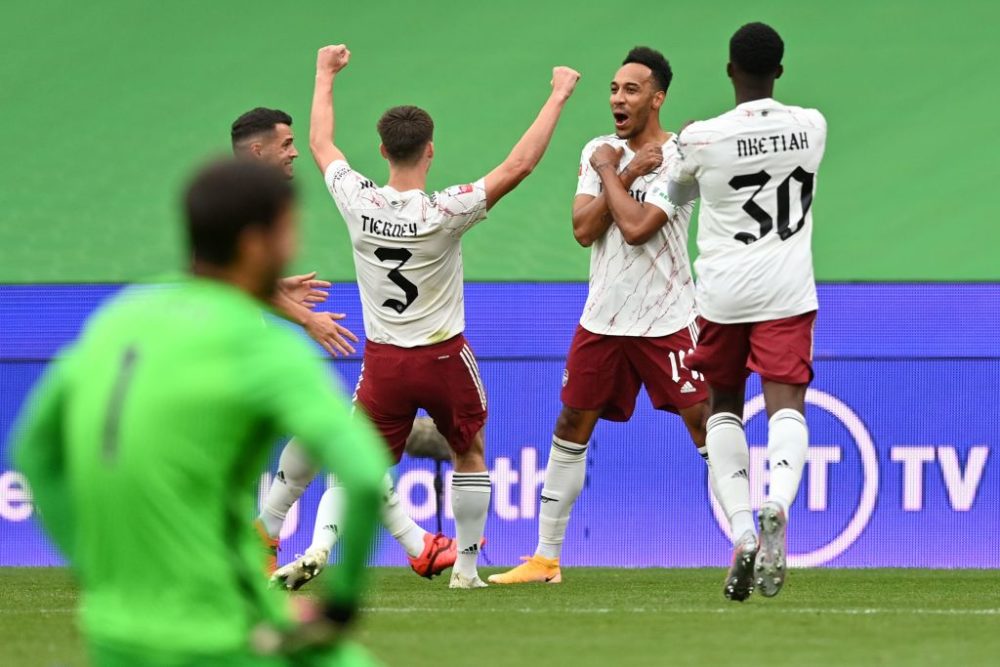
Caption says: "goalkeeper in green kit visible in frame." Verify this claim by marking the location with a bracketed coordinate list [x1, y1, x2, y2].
[13, 159, 390, 666]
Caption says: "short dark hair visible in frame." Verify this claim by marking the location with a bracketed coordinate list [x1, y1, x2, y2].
[230, 107, 293, 150]
[730, 22, 784, 77]
[184, 159, 295, 266]
[377, 106, 434, 164]
[622, 46, 673, 92]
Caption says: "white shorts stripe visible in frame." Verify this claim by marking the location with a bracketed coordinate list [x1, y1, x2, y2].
[350, 360, 366, 415]
[460, 347, 487, 410]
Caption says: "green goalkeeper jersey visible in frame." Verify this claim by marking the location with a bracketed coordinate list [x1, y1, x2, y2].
[14, 278, 389, 655]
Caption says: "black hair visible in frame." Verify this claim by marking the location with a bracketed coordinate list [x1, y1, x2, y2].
[730, 22, 784, 77]
[377, 106, 435, 164]
[230, 107, 293, 149]
[184, 159, 295, 266]
[622, 46, 673, 92]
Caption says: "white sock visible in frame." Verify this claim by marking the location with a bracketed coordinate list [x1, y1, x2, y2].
[309, 485, 346, 554]
[698, 445, 722, 505]
[766, 408, 809, 515]
[258, 440, 317, 539]
[706, 413, 754, 544]
[536, 436, 588, 560]
[451, 471, 491, 577]
[381, 473, 427, 558]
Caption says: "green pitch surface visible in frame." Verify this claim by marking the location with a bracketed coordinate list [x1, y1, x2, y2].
[2, 568, 999, 666]
[1, 1, 998, 282]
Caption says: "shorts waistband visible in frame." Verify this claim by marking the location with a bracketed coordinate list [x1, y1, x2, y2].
[364, 333, 467, 354]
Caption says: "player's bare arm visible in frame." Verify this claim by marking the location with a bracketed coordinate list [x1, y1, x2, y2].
[591, 142, 669, 245]
[279, 271, 331, 308]
[309, 44, 351, 173]
[572, 143, 663, 246]
[483, 66, 580, 209]
[271, 290, 358, 357]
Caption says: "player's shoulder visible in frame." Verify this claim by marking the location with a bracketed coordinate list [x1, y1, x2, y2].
[432, 181, 480, 201]
[676, 116, 731, 149]
[783, 104, 827, 131]
[581, 134, 623, 155]
[325, 159, 378, 191]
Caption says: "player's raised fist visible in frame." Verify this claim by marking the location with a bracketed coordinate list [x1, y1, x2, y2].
[551, 66, 580, 99]
[317, 45, 350, 74]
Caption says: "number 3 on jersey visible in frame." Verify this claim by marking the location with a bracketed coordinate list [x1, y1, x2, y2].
[729, 167, 814, 245]
[374, 247, 419, 314]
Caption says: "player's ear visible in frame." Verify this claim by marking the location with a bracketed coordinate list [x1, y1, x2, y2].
[652, 90, 665, 111]
[726, 62, 734, 79]
[379, 143, 389, 161]
[426, 141, 434, 160]
[250, 142, 264, 158]
[774, 64, 784, 80]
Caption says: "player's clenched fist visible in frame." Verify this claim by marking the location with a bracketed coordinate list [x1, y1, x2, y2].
[590, 143, 623, 171]
[551, 66, 581, 99]
[625, 142, 664, 177]
[317, 44, 351, 75]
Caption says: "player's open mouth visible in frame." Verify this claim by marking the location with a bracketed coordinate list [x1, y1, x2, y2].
[613, 112, 629, 129]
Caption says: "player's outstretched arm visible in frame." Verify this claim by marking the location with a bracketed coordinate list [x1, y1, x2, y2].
[13, 356, 76, 560]
[572, 143, 663, 247]
[278, 272, 331, 308]
[270, 291, 358, 357]
[483, 66, 580, 210]
[592, 143, 669, 245]
[309, 44, 351, 174]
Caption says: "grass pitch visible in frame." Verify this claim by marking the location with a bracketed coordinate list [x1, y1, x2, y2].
[2, 567, 998, 666]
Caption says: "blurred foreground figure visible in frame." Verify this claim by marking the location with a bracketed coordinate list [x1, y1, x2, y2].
[14, 159, 389, 666]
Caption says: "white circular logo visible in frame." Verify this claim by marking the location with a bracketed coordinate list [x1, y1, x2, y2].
[709, 388, 879, 567]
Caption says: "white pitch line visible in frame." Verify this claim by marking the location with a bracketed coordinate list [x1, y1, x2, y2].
[3, 607, 998, 617]
[362, 606, 1000, 616]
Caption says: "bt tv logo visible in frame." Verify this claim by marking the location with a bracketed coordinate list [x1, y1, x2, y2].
[708, 389, 991, 567]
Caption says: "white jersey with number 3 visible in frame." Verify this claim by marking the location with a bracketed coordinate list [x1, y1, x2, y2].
[657, 98, 827, 324]
[324, 160, 487, 348]
[576, 135, 696, 337]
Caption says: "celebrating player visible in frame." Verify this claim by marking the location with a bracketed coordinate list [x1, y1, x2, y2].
[231, 106, 359, 358]
[663, 23, 827, 600]
[14, 159, 389, 666]
[278, 44, 579, 590]
[230, 106, 367, 574]
[490, 47, 714, 586]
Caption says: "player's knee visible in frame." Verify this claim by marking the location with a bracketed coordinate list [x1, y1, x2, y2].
[452, 430, 486, 472]
[681, 402, 709, 448]
[554, 407, 595, 444]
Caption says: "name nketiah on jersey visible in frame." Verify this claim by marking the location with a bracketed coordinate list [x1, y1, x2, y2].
[662, 98, 827, 324]
[324, 160, 487, 348]
[576, 135, 696, 337]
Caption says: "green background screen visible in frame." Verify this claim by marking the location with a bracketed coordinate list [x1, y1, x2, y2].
[1, 0, 996, 283]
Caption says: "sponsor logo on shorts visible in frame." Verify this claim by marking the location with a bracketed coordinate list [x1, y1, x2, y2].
[562, 369, 569, 387]
[680, 381, 697, 394]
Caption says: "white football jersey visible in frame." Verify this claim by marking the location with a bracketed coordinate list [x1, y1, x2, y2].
[324, 160, 487, 348]
[576, 135, 697, 337]
[656, 98, 826, 324]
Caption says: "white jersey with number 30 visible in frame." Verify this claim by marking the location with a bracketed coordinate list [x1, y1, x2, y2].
[324, 160, 487, 348]
[658, 98, 827, 324]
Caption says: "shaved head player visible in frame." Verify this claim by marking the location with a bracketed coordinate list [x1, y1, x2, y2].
[490, 47, 716, 586]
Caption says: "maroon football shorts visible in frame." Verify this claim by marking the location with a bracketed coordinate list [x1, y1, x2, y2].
[560, 324, 708, 421]
[353, 334, 487, 463]
[685, 311, 817, 391]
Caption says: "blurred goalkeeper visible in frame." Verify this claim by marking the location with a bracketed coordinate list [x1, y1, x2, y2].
[13, 159, 389, 666]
